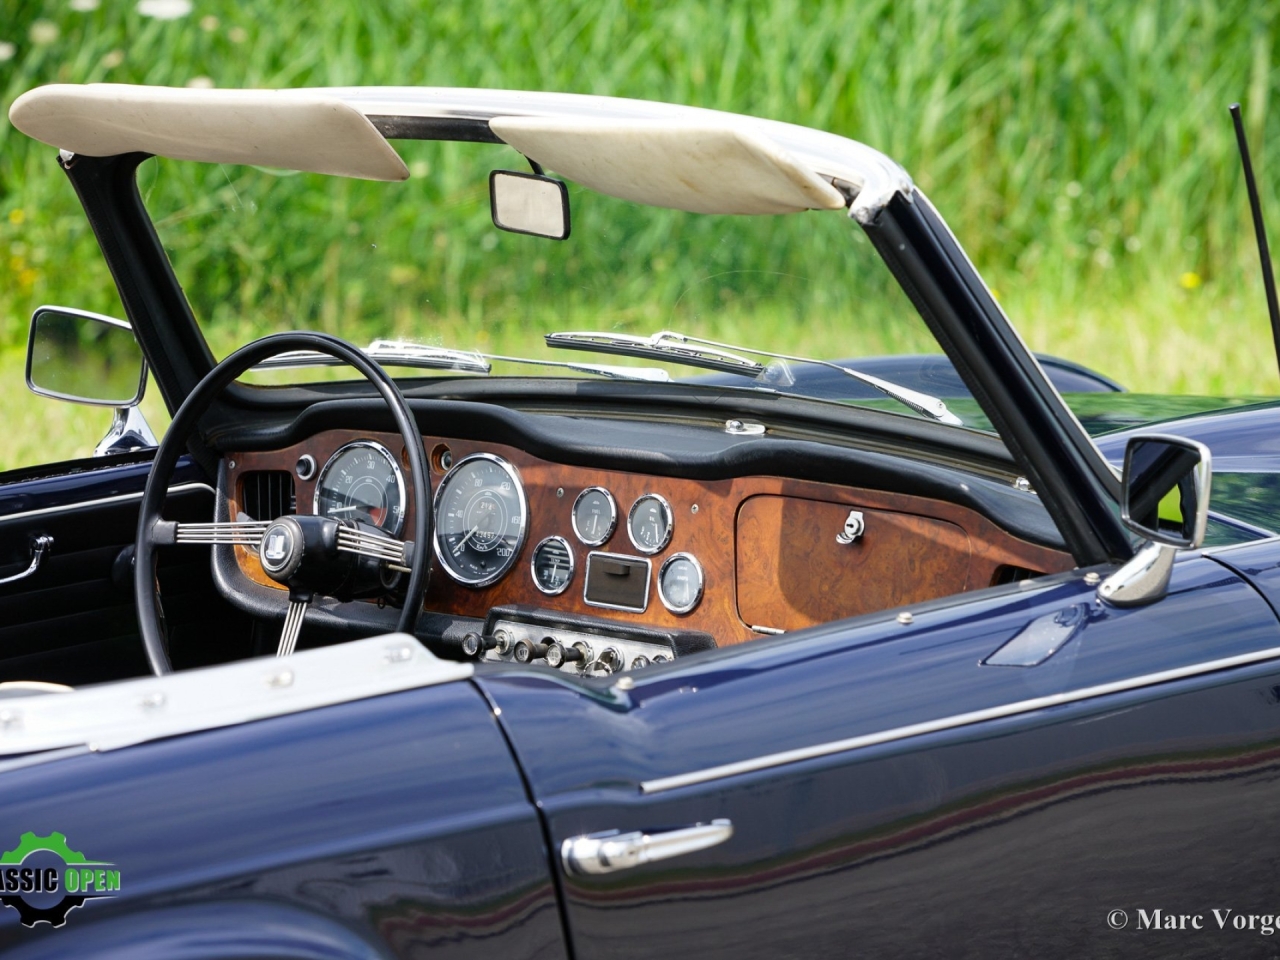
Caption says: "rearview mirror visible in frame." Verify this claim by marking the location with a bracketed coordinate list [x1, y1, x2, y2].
[1120, 434, 1211, 549]
[489, 170, 570, 240]
[26, 306, 147, 407]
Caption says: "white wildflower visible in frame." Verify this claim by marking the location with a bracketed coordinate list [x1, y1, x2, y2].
[136, 0, 193, 20]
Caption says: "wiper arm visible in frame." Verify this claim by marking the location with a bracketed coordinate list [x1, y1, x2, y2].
[257, 340, 491, 374]
[545, 331, 766, 377]
[666, 332, 961, 425]
[547, 329, 960, 425]
[254, 339, 670, 382]
[485, 354, 670, 381]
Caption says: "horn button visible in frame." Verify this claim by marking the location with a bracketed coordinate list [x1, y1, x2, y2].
[257, 515, 368, 598]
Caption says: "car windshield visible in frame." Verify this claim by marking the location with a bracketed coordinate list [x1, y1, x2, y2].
[137, 141, 989, 430]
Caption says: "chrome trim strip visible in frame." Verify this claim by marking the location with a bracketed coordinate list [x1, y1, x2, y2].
[0, 482, 215, 524]
[639, 643, 1280, 794]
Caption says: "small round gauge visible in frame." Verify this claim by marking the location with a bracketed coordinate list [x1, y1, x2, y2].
[627, 493, 673, 554]
[658, 552, 704, 614]
[571, 487, 617, 546]
[432, 453, 528, 587]
[313, 440, 406, 535]
[530, 536, 575, 595]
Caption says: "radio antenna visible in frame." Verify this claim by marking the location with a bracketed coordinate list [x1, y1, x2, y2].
[1230, 103, 1280, 370]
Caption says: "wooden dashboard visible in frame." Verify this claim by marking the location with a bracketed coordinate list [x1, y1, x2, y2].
[225, 430, 1073, 646]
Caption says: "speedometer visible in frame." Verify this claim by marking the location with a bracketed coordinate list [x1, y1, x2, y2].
[314, 440, 405, 535]
[432, 453, 528, 587]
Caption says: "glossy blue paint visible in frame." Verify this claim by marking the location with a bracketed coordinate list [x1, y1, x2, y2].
[0, 456, 204, 519]
[1094, 405, 1280, 541]
[479, 555, 1280, 958]
[0, 680, 566, 960]
[683, 352, 1124, 403]
[1209, 535, 1280, 615]
[1095, 402, 1280, 470]
[1, 900, 389, 960]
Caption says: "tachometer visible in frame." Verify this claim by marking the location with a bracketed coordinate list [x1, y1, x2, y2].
[433, 453, 528, 587]
[313, 440, 405, 535]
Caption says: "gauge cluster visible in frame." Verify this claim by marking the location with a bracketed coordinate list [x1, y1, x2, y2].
[233, 434, 709, 639]
[428, 454, 703, 614]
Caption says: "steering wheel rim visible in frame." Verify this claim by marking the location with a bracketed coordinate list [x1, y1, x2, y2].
[134, 332, 431, 676]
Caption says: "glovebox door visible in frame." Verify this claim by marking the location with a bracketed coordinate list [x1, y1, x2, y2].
[480, 556, 1280, 959]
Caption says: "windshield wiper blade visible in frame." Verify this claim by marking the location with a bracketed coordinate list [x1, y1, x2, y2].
[545, 331, 766, 377]
[548, 329, 960, 425]
[254, 339, 670, 382]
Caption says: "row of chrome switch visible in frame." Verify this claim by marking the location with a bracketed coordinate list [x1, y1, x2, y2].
[453, 625, 672, 675]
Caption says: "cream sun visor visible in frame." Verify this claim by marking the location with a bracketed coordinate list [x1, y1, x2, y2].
[8, 84, 409, 181]
[489, 116, 846, 215]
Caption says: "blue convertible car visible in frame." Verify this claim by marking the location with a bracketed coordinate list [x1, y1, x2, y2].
[1, 84, 1279, 958]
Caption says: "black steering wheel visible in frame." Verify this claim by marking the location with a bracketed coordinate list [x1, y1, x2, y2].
[134, 332, 431, 676]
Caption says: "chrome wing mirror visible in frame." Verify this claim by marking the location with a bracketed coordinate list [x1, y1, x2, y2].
[26, 305, 157, 456]
[1098, 434, 1211, 607]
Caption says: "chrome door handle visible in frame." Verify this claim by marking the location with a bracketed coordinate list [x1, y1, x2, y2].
[0, 536, 52, 586]
[561, 819, 733, 875]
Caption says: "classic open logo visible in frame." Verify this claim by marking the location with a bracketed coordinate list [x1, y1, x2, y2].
[0, 832, 119, 928]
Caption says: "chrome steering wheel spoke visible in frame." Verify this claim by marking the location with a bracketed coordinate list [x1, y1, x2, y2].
[276, 595, 309, 657]
[335, 526, 412, 571]
[149, 519, 270, 547]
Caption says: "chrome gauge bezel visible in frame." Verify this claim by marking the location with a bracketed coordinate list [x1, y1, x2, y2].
[627, 493, 674, 555]
[530, 535, 575, 596]
[312, 440, 406, 536]
[657, 552, 705, 615]
[431, 452, 529, 588]
[570, 486, 618, 546]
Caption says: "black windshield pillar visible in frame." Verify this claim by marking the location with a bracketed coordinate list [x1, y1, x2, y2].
[863, 189, 1131, 566]
[57, 150, 215, 414]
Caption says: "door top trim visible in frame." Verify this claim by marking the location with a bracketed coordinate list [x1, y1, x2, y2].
[0, 482, 214, 524]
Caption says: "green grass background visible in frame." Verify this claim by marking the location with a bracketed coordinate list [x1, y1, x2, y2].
[3, 0, 1280, 469]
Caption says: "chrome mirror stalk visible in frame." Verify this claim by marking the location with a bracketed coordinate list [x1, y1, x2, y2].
[1097, 541, 1176, 608]
[1097, 432, 1212, 609]
[95, 405, 157, 457]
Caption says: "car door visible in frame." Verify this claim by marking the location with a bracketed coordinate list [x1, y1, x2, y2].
[0, 649, 568, 960]
[479, 554, 1280, 958]
[0, 452, 253, 684]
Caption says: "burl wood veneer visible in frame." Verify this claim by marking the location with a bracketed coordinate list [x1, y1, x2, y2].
[225, 430, 1073, 645]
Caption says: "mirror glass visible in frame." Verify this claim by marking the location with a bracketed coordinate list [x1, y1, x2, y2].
[26, 307, 147, 407]
[489, 170, 570, 240]
[1122, 435, 1211, 548]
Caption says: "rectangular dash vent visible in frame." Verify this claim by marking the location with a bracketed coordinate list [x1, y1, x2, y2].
[240, 470, 296, 521]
